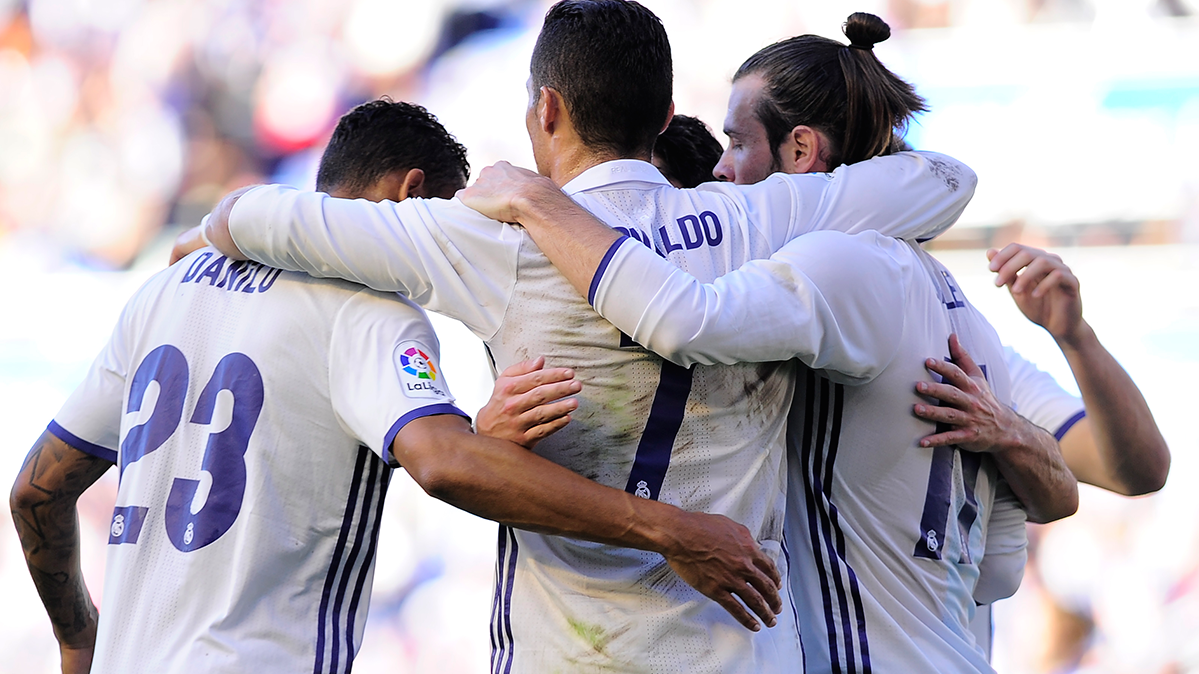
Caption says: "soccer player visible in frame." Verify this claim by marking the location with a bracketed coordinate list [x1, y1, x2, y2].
[452, 13, 1079, 672]
[9, 99, 781, 674]
[924, 243, 1170, 495]
[651, 114, 723, 188]
[183, 2, 983, 670]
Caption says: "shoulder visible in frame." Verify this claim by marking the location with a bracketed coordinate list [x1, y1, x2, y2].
[334, 288, 438, 346]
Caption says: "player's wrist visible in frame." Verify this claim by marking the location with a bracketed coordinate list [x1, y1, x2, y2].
[1052, 319, 1096, 354]
[512, 177, 568, 228]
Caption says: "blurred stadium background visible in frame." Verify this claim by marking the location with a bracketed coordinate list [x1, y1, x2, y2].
[1, 0, 1197, 671]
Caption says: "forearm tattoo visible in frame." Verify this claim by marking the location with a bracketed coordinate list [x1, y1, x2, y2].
[11, 432, 112, 645]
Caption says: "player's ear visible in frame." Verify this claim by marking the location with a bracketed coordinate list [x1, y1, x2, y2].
[539, 86, 562, 135]
[397, 168, 427, 200]
[779, 125, 830, 174]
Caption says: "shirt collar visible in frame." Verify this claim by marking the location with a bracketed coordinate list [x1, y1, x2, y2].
[560, 159, 672, 196]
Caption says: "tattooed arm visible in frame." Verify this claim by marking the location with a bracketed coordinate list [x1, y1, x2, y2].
[10, 430, 114, 674]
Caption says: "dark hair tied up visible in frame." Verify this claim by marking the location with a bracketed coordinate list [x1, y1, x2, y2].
[843, 12, 890, 51]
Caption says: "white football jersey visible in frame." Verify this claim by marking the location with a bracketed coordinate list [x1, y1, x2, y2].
[589, 231, 1027, 673]
[1005, 346, 1086, 439]
[227, 152, 976, 673]
[48, 249, 466, 674]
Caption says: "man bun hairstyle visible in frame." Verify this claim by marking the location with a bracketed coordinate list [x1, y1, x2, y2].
[735, 12, 926, 169]
[316, 98, 470, 198]
[530, 0, 673, 158]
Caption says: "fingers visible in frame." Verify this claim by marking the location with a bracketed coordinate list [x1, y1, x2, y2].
[746, 554, 783, 614]
[987, 243, 1024, 274]
[921, 356, 973, 394]
[521, 413, 572, 445]
[946, 334, 983, 378]
[498, 356, 545, 379]
[913, 402, 972, 426]
[497, 366, 577, 397]
[917, 427, 982, 448]
[732, 578, 777, 632]
[516, 397, 579, 432]
[991, 247, 1037, 288]
[915, 381, 970, 408]
[1010, 255, 1062, 295]
[1031, 267, 1079, 299]
[713, 592, 762, 632]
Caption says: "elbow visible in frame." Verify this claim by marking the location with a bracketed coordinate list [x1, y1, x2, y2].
[1027, 487, 1079, 525]
[1123, 442, 1171, 496]
[405, 455, 472, 504]
[10, 478, 36, 520]
[641, 327, 696, 367]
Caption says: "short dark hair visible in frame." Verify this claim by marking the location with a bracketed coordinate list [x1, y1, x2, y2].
[530, 0, 672, 158]
[735, 12, 927, 169]
[316, 98, 470, 198]
[653, 115, 723, 188]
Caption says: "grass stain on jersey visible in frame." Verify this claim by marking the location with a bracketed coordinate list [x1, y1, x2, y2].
[568, 617, 612, 655]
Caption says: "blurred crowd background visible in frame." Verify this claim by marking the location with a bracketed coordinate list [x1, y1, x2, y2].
[1, 0, 1197, 672]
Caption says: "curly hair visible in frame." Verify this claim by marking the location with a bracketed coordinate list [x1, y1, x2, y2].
[316, 98, 470, 198]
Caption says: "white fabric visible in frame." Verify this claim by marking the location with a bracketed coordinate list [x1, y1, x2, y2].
[592, 230, 913, 383]
[50, 249, 464, 674]
[1005, 345, 1086, 437]
[226, 152, 976, 673]
[590, 230, 1027, 673]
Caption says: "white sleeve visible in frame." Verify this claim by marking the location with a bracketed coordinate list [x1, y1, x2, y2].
[328, 290, 469, 466]
[725, 151, 977, 250]
[227, 186, 521, 340]
[1004, 346, 1086, 439]
[974, 479, 1029, 605]
[50, 289, 147, 463]
[589, 230, 911, 384]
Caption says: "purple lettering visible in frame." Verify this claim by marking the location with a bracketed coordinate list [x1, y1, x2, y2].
[700, 211, 723, 247]
[256, 268, 283, 293]
[196, 256, 227, 286]
[677, 215, 703, 250]
[658, 225, 684, 254]
[182, 252, 213, 283]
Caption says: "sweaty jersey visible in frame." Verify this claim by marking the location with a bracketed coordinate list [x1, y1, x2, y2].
[48, 249, 466, 674]
[226, 152, 976, 673]
[588, 230, 1027, 673]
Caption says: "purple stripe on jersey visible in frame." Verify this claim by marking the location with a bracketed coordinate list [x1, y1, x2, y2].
[345, 461, 391, 660]
[824, 385, 871, 673]
[798, 371, 839, 672]
[779, 533, 804, 655]
[955, 452, 983, 565]
[588, 235, 630, 305]
[1054, 410, 1087, 441]
[107, 505, 149, 545]
[490, 526, 509, 674]
[810, 379, 854, 672]
[47, 421, 117, 464]
[331, 452, 381, 672]
[623, 361, 693, 501]
[501, 527, 519, 674]
[382, 404, 470, 465]
[913, 446, 955, 561]
[314, 446, 368, 674]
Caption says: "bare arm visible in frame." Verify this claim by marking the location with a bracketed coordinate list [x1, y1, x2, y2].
[915, 335, 1079, 523]
[392, 413, 781, 632]
[989, 244, 1169, 495]
[10, 431, 114, 674]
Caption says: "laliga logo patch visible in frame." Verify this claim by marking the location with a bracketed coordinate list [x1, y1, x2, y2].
[395, 341, 449, 400]
[399, 347, 437, 381]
